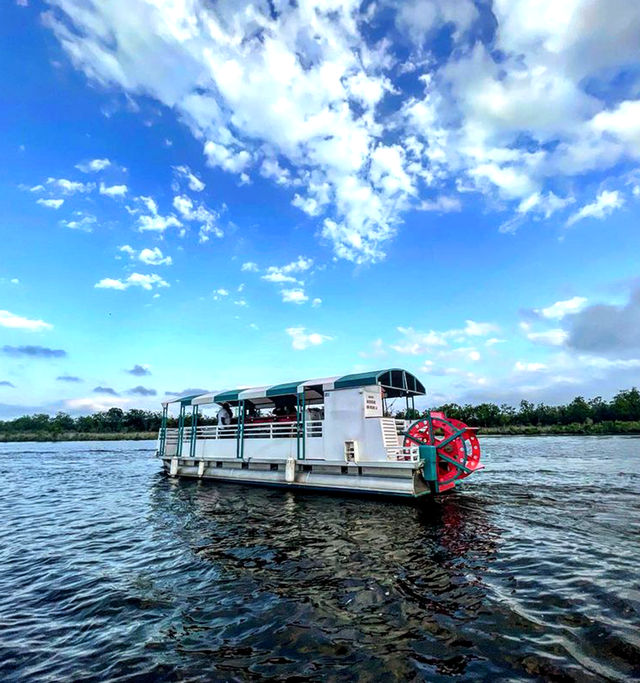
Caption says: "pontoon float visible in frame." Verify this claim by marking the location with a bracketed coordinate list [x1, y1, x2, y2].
[156, 369, 483, 497]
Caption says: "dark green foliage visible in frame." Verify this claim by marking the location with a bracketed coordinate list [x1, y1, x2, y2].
[2, 388, 640, 439]
[392, 387, 640, 432]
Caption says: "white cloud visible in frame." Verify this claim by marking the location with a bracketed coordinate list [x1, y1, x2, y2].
[417, 196, 462, 212]
[525, 327, 569, 346]
[514, 361, 547, 372]
[204, 142, 251, 175]
[0, 310, 53, 331]
[37, 198, 63, 209]
[99, 182, 128, 198]
[43, 0, 640, 259]
[566, 190, 624, 226]
[135, 196, 182, 233]
[172, 194, 222, 241]
[214, 288, 229, 297]
[138, 247, 172, 266]
[174, 165, 205, 192]
[46, 177, 94, 194]
[312, 297, 322, 307]
[95, 273, 169, 291]
[537, 296, 588, 320]
[263, 272, 297, 284]
[262, 256, 313, 285]
[60, 214, 97, 231]
[76, 158, 111, 173]
[241, 262, 258, 272]
[464, 320, 499, 336]
[281, 288, 308, 304]
[286, 326, 333, 350]
[391, 326, 449, 354]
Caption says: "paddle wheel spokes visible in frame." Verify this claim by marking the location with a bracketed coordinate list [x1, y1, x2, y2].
[403, 412, 482, 494]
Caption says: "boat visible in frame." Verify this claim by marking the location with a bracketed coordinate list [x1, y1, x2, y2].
[155, 368, 483, 498]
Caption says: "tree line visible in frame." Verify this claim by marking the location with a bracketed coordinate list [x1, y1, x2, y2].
[398, 388, 640, 427]
[0, 388, 639, 436]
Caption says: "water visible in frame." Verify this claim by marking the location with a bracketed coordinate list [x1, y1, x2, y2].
[0, 437, 638, 682]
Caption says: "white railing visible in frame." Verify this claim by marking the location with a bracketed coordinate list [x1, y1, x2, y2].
[164, 419, 323, 443]
[395, 418, 409, 434]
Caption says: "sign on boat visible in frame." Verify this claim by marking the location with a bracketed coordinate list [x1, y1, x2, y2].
[156, 368, 483, 497]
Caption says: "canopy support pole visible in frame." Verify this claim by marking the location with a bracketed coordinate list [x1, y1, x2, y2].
[159, 405, 168, 457]
[236, 400, 245, 459]
[176, 404, 185, 458]
[189, 404, 199, 458]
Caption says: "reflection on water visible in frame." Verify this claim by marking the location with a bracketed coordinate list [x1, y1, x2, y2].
[0, 436, 638, 681]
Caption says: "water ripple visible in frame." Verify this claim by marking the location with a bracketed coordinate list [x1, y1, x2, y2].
[0, 436, 638, 681]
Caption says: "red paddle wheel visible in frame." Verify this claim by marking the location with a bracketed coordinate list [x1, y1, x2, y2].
[403, 412, 482, 493]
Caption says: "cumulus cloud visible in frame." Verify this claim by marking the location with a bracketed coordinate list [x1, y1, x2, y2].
[286, 326, 333, 350]
[417, 196, 462, 212]
[76, 158, 111, 173]
[164, 387, 209, 396]
[99, 182, 128, 198]
[172, 194, 222, 242]
[60, 214, 97, 231]
[126, 364, 151, 376]
[521, 323, 569, 347]
[173, 165, 205, 192]
[0, 310, 53, 331]
[128, 385, 157, 396]
[566, 190, 624, 227]
[281, 288, 308, 304]
[3, 345, 66, 358]
[95, 273, 169, 291]
[134, 196, 182, 233]
[43, 0, 640, 258]
[536, 296, 588, 320]
[241, 262, 259, 272]
[46, 177, 94, 194]
[93, 386, 119, 395]
[565, 287, 640, 355]
[37, 198, 64, 209]
[119, 245, 172, 265]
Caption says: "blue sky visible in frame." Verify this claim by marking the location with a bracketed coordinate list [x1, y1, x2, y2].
[2, 0, 640, 418]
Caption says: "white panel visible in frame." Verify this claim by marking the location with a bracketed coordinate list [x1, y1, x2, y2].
[238, 386, 271, 400]
[322, 386, 387, 462]
[192, 392, 216, 406]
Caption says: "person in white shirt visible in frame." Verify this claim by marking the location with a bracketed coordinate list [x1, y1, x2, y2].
[217, 402, 232, 425]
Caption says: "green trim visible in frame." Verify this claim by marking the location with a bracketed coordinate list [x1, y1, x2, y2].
[334, 368, 425, 396]
[267, 381, 301, 397]
[236, 400, 245, 459]
[215, 389, 241, 402]
[208, 368, 425, 406]
[176, 404, 186, 457]
[189, 405, 198, 458]
[159, 405, 168, 457]
[436, 427, 466, 450]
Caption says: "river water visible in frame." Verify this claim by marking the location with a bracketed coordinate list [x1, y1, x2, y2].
[0, 436, 638, 681]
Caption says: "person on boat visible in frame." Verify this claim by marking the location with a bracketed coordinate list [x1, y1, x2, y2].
[217, 402, 232, 425]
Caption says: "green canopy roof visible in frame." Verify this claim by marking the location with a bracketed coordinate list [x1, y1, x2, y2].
[164, 368, 425, 406]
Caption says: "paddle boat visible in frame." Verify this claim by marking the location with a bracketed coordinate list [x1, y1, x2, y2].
[156, 369, 482, 497]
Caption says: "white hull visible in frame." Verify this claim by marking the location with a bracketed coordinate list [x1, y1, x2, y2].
[159, 455, 432, 498]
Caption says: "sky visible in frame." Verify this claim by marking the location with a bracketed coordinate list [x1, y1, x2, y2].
[1, 0, 640, 418]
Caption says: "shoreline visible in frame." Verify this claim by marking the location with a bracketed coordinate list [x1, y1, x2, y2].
[1, 422, 640, 442]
